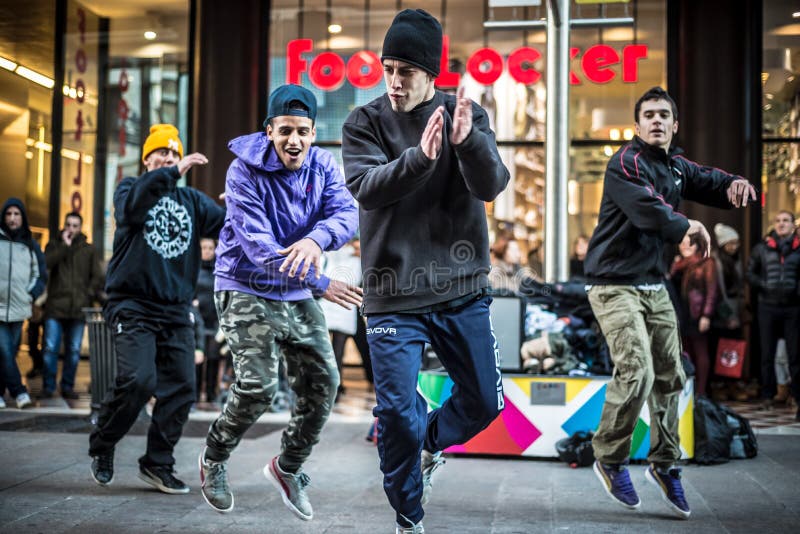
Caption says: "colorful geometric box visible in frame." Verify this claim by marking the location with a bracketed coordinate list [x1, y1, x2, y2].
[417, 372, 694, 459]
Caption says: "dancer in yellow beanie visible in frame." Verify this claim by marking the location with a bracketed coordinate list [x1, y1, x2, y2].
[89, 123, 225, 495]
[142, 124, 185, 162]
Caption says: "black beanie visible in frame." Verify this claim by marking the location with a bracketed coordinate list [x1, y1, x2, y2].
[381, 9, 442, 77]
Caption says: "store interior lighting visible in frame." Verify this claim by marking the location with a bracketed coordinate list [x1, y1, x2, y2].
[328, 24, 342, 34]
[1, 56, 55, 89]
[15, 65, 55, 88]
[0, 56, 17, 71]
[144, 30, 157, 40]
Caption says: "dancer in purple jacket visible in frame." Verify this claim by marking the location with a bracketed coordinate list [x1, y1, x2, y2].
[198, 84, 361, 519]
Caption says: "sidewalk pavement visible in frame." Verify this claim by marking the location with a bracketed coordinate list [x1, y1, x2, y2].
[0, 408, 799, 533]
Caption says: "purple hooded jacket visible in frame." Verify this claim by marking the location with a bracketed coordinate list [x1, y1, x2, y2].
[214, 132, 358, 301]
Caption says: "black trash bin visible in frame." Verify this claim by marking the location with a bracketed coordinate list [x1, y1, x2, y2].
[83, 307, 116, 421]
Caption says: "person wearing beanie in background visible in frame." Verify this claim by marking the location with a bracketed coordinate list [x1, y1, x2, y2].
[0, 198, 47, 409]
[342, 9, 510, 534]
[709, 223, 750, 402]
[198, 84, 360, 518]
[88, 124, 226, 494]
[746, 210, 800, 417]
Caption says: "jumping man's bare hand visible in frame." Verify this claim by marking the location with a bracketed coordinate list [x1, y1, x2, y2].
[323, 279, 364, 310]
[726, 178, 757, 208]
[177, 152, 209, 176]
[421, 106, 444, 160]
[278, 238, 323, 280]
[450, 85, 473, 145]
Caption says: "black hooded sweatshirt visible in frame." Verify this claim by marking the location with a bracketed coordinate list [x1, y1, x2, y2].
[104, 166, 225, 325]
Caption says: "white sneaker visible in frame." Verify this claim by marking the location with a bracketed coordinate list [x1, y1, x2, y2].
[0, 396, 6, 409]
[396, 520, 425, 533]
[16, 392, 32, 409]
[420, 450, 445, 505]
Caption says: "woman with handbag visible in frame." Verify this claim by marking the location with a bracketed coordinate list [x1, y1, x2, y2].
[670, 231, 717, 397]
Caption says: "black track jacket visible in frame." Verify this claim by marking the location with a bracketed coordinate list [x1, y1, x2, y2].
[585, 136, 738, 285]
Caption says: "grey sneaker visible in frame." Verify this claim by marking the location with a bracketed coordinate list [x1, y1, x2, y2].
[396, 520, 425, 533]
[420, 450, 445, 505]
[199, 449, 234, 513]
[264, 456, 312, 521]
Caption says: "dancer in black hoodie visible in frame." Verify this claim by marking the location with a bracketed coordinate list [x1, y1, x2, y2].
[342, 10, 509, 534]
[88, 124, 225, 494]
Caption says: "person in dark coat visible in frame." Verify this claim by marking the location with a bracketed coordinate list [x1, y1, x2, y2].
[41, 212, 104, 399]
[746, 210, 800, 415]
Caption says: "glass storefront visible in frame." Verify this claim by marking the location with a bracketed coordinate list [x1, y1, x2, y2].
[269, 0, 667, 277]
[0, 0, 189, 256]
[92, 0, 190, 259]
[763, 4, 800, 231]
[0, 0, 56, 245]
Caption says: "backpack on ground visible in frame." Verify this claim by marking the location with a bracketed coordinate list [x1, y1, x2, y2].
[555, 430, 595, 468]
[693, 396, 733, 464]
[720, 403, 758, 459]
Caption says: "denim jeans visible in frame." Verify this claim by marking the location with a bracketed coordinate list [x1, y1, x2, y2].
[0, 321, 27, 397]
[43, 318, 85, 393]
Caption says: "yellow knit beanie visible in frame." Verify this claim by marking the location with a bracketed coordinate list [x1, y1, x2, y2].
[141, 124, 184, 162]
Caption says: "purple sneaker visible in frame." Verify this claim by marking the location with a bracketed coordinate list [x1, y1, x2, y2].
[593, 460, 641, 509]
[645, 464, 691, 519]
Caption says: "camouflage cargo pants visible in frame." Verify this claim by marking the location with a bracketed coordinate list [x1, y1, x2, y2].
[587, 285, 685, 468]
[205, 290, 339, 472]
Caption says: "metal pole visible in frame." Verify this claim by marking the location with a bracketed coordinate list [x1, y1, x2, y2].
[544, 0, 569, 283]
[483, 17, 632, 31]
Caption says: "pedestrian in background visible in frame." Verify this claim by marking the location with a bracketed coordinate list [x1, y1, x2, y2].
[0, 198, 46, 409]
[670, 230, 716, 397]
[41, 211, 104, 399]
[489, 233, 522, 294]
[746, 210, 800, 417]
[584, 86, 756, 519]
[320, 237, 368, 401]
[342, 9, 510, 533]
[194, 237, 223, 407]
[709, 223, 751, 402]
[88, 124, 225, 494]
[198, 84, 360, 519]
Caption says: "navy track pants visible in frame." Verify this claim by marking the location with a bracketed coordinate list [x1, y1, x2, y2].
[366, 295, 504, 526]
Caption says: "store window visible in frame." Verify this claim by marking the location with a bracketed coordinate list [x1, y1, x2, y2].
[81, 0, 190, 258]
[0, 0, 56, 245]
[269, 0, 666, 277]
[762, 4, 800, 232]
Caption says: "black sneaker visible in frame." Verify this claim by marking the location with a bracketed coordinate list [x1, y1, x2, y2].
[138, 465, 190, 494]
[62, 389, 79, 400]
[91, 450, 115, 486]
